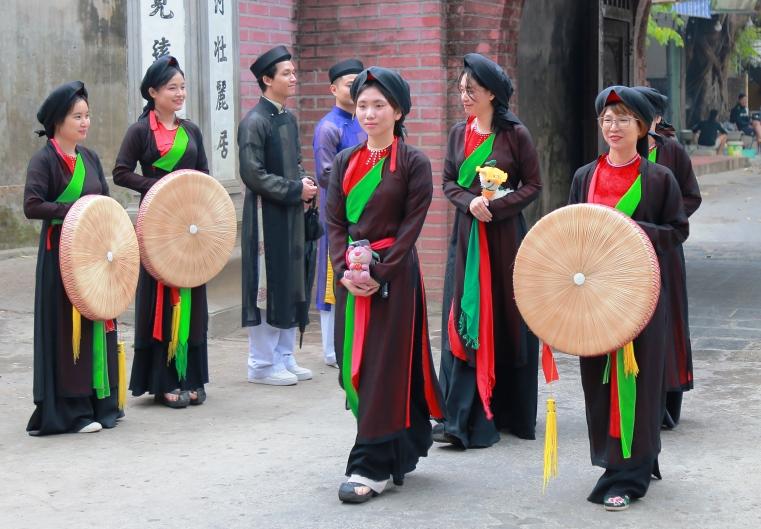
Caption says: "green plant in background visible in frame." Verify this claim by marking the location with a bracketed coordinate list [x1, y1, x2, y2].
[731, 22, 761, 70]
[648, 4, 685, 48]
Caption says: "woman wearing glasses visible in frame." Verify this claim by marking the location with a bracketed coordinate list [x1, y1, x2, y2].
[568, 86, 688, 511]
[437, 54, 542, 450]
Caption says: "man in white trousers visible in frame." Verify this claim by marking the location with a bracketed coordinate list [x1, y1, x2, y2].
[238, 45, 317, 385]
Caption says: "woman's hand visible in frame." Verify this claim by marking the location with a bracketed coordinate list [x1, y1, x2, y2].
[469, 195, 492, 222]
[340, 277, 380, 298]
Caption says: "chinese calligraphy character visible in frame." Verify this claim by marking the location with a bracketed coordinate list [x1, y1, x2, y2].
[214, 0, 225, 15]
[152, 37, 171, 60]
[214, 35, 228, 63]
[216, 81, 229, 111]
[217, 130, 229, 159]
[149, 0, 174, 19]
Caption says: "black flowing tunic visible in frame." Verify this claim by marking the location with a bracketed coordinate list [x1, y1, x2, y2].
[237, 97, 308, 330]
[113, 116, 209, 395]
[24, 142, 120, 434]
[326, 141, 444, 481]
[651, 135, 702, 392]
[441, 120, 542, 444]
[569, 157, 689, 470]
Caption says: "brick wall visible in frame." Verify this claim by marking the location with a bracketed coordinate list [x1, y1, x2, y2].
[295, 0, 451, 295]
[445, 0, 525, 128]
[238, 0, 298, 114]
[238, 0, 525, 300]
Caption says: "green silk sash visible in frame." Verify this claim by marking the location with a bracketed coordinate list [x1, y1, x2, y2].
[52, 154, 86, 225]
[648, 147, 658, 163]
[342, 157, 386, 418]
[92, 321, 110, 399]
[601, 171, 643, 459]
[346, 158, 385, 224]
[457, 134, 495, 188]
[152, 126, 189, 172]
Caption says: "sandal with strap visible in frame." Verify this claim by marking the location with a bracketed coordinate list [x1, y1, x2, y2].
[603, 494, 631, 511]
[155, 389, 190, 409]
[338, 482, 378, 504]
[189, 387, 207, 406]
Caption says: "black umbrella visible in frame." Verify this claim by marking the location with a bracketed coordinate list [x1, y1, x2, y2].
[299, 199, 321, 348]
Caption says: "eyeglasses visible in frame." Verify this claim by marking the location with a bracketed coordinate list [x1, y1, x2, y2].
[598, 117, 639, 129]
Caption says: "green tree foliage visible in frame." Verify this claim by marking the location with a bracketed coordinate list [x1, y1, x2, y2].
[647, 4, 685, 47]
[731, 23, 761, 70]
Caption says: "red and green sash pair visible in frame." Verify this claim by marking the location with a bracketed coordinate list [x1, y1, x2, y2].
[152, 284, 192, 380]
[50, 153, 112, 399]
[589, 162, 643, 459]
[150, 126, 192, 380]
[448, 133, 497, 420]
[341, 153, 394, 417]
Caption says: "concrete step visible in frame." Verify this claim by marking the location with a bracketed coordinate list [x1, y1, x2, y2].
[691, 154, 751, 176]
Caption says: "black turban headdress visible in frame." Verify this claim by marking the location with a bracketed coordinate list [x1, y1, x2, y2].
[595, 86, 655, 157]
[463, 53, 521, 129]
[350, 66, 411, 116]
[633, 86, 676, 138]
[140, 55, 184, 117]
[350, 66, 412, 170]
[36, 81, 88, 138]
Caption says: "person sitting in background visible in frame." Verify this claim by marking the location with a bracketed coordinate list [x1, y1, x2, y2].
[729, 93, 752, 135]
[729, 93, 761, 149]
[692, 109, 727, 154]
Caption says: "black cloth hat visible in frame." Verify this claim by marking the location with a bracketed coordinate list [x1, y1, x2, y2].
[140, 55, 183, 102]
[36, 81, 88, 138]
[463, 53, 514, 107]
[595, 86, 654, 123]
[250, 45, 292, 79]
[329, 59, 364, 83]
[596, 86, 655, 157]
[633, 86, 668, 117]
[463, 53, 521, 127]
[350, 66, 411, 116]
[139, 55, 183, 118]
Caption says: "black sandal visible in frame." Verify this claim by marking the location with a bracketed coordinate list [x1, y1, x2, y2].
[154, 389, 190, 409]
[338, 482, 378, 504]
[189, 387, 206, 406]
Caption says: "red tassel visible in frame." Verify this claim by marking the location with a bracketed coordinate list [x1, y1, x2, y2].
[105, 319, 116, 333]
[541, 343, 559, 384]
[152, 282, 165, 341]
[46, 226, 54, 251]
[609, 353, 621, 438]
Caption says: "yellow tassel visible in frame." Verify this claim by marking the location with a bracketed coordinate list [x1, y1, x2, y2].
[167, 301, 181, 364]
[117, 341, 127, 410]
[72, 306, 81, 363]
[623, 341, 639, 377]
[542, 398, 559, 492]
[325, 255, 336, 305]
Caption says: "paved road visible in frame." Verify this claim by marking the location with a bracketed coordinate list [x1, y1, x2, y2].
[1, 166, 759, 528]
